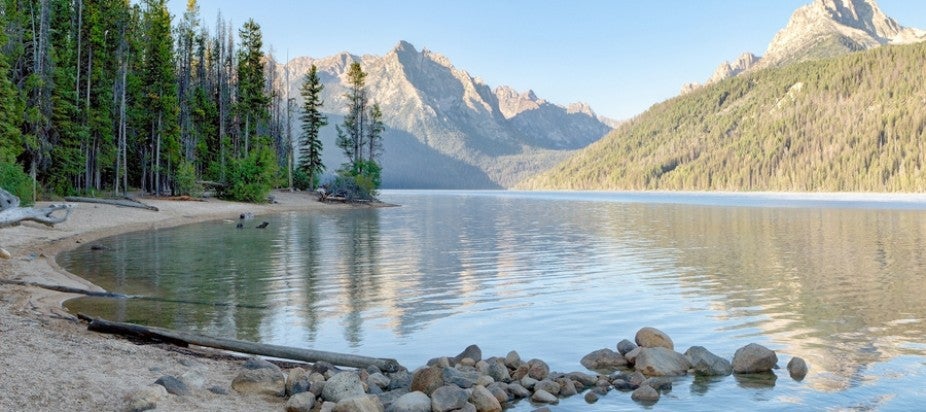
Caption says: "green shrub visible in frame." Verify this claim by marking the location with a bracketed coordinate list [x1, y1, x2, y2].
[326, 174, 376, 201]
[174, 160, 203, 197]
[0, 161, 33, 206]
[292, 167, 318, 191]
[224, 145, 279, 203]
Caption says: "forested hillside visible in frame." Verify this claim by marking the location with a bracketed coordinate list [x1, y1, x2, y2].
[0, 0, 296, 202]
[518, 41, 926, 192]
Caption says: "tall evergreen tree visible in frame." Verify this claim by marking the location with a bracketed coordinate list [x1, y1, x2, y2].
[365, 103, 384, 164]
[335, 62, 367, 170]
[140, 0, 178, 195]
[235, 18, 268, 156]
[0, 7, 24, 164]
[298, 64, 326, 190]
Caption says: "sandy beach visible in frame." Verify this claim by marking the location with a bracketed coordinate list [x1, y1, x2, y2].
[0, 191, 349, 411]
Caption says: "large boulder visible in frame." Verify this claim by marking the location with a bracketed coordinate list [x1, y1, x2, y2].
[732, 343, 778, 373]
[527, 359, 550, 380]
[631, 385, 660, 403]
[635, 327, 674, 350]
[442, 367, 481, 388]
[334, 394, 384, 412]
[453, 344, 483, 364]
[468, 385, 502, 412]
[231, 367, 285, 396]
[323, 372, 366, 403]
[634, 347, 691, 376]
[431, 385, 469, 412]
[410, 366, 443, 395]
[580, 348, 628, 371]
[388, 391, 431, 412]
[684, 346, 732, 376]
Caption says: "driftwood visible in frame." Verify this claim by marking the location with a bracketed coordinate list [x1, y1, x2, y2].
[80, 315, 403, 372]
[64, 196, 159, 211]
[0, 188, 73, 229]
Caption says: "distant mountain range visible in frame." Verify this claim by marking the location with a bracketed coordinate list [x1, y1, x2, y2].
[274, 41, 615, 189]
[520, 0, 926, 192]
[682, 0, 926, 93]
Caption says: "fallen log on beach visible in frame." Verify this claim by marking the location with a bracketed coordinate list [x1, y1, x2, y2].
[64, 196, 159, 211]
[79, 314, 403, 373]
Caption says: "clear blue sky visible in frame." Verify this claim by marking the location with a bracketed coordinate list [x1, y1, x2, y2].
[167, 0, 926, 120]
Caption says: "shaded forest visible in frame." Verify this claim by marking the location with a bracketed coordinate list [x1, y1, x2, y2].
[0, 0, 302, 203]
[519, 41, 926, 192]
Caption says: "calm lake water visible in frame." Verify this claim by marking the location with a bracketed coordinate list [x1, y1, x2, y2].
[61, 191, 926, 410]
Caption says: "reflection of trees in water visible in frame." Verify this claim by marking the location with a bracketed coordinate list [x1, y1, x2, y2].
[335, 210, 381, 346]
[593, 204, 926, 391]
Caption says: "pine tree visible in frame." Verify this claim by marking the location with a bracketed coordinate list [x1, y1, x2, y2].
[336, 62, 367, 170]
[0, 8, 24, 164]
[298, 64, 326, 190]
[140, 0, 179, 195]
[235, 18, 268, 156]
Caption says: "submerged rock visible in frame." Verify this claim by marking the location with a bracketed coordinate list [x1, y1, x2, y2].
[787, 357, 809, 380]
[685, 346, 733, 376]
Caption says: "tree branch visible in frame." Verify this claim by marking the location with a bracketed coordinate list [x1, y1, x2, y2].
[0, 188, 74, 228]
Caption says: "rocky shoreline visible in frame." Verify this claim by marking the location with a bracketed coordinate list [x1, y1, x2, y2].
[124, 326, 807, 412]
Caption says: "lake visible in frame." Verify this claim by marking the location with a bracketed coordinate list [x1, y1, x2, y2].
[60, 190, 926, 410]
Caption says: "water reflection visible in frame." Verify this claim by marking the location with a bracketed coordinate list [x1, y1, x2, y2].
[60, 192, 926, 410]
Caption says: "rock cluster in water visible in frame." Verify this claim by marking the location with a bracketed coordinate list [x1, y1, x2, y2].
[124, 327, 809, 411]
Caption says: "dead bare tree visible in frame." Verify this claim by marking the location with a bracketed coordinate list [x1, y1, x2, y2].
[0, 188, 73, 229]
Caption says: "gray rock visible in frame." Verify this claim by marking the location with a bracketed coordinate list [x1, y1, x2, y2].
[520, 376, 538, 390]
[617, 339, 638, 355]
[410, 366, 443, 395]
[612, 379, 633, 391]
[287, 367, 310, 396]
[593, 379, 611, 394]
[386, 370, 412, 391]
[732, 343, 778, 373]
[124, 385, 168, 412]
[631, 385, 660, 403]
[584, 391, 599, 403]
[476, 375, 495, 387]
[635, 347, 691, 376]
[368, 372, 391, 390]
[460, 402, 477, 412]
[565, 372, 598, 387]
[485, 382, 509, 404]
[642, 377, 673, 392]
[557, 378, 578, 397]
[231, 367, 285, 397]
[635, 327, 674, 350]
[507, 382, 531, 398]
[388, 391, 431, 412]
[244, 357, 280, 371]
[319, 401, 337, 412]
[534, 379, 561, 396]
[375, 388, 409, 408]
[207, 385, 228, 395]
[685, 346, 733, 376]
[486, 361, 510, 383]
[627, 371, 646, 387]
[443, 367, 481, 388]
[580, 348, 628, 372]
[469, 385, 502, 412]
[531, 389, 558, 404]
[178, 370, 205, 391]
[427, 357, 452, 368]
[787, 357, 809, 380]
[154, 375, 190, 396]
[286, 392, 317, 412]
[431, 385, 469, 412]
[334, 394, 385, 412]
[505, 351, 523, 369]
[532, 408, 552, 412]
[527, 359, 550, 380]
[323, 372, 366, 403]
[624, 346, 642, 365]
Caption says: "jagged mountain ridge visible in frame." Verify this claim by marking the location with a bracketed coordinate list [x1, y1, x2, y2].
[274, 41, 614, 188]
[683, 0, 925, 92]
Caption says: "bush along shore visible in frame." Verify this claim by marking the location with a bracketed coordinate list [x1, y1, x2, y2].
[124, 326, 808, 411]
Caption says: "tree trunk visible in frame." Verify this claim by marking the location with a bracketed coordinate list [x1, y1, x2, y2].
[81, 315, 402, 372]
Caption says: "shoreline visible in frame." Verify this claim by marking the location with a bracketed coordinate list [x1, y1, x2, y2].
[0, 190, 351, 411]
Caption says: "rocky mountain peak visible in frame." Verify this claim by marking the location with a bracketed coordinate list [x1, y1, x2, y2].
[682, 0, 925, 93]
